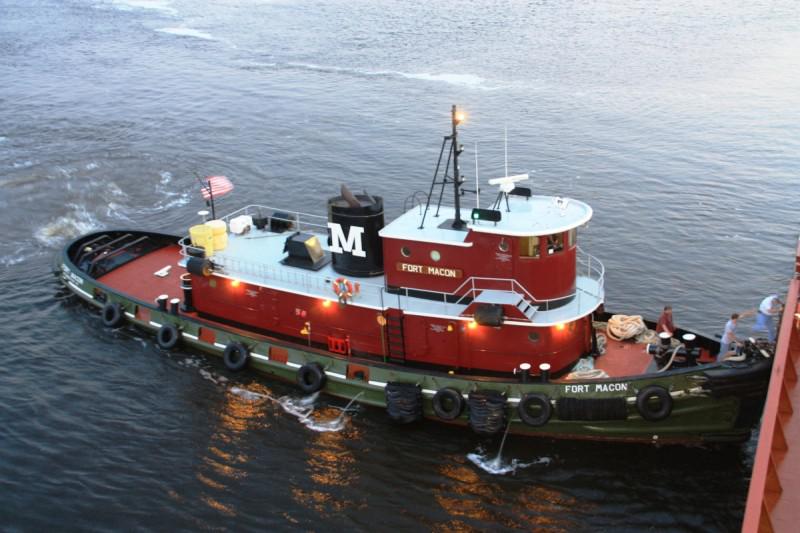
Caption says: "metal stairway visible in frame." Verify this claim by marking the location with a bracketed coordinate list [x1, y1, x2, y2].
[514, 296, 538, 321]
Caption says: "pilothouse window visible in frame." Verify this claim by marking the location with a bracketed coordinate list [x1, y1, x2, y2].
[568, 228, 577, 248]
[547, 233, 564, 255]
[519, 236, 540, 258]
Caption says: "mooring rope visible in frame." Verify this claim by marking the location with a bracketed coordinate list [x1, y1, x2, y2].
[656, 344, 685, 373]
[605, 314, 647, 341]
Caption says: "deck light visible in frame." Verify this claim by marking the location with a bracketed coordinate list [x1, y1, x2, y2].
[322, 299, 332, 308]
[230, 279, 240, 288]
[454, 111, 466, 124]
[555, 322, 565, 331]
[468, 320, 478, 330]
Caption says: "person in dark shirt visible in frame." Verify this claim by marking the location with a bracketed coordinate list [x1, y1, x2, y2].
[656, 305, 675, 335]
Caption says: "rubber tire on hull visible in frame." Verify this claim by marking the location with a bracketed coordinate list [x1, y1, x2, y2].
[432, 388, 464, 421]
[385, 382, 423, 424]
[102, 302, 124, 328]
[186, 257, 213, 277]
[636, 385, 673, 422]
[223, 342, 249, 372]
[297, 363, 326, 394]
[468, 390, 507, 435]
[517, 393, 552, 427]
[157, 324, 180, 350]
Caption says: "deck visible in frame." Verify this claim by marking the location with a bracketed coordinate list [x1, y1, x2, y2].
[99, 244, 185, 305]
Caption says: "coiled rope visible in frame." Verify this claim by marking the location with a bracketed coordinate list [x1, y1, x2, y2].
[565, 369, 609, 380]
[605, 315, 647, 341]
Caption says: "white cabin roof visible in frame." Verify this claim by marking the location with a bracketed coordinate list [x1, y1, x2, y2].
[379, 195, 593, 244]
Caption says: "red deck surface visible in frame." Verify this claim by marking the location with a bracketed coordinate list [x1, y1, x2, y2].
[595, 336, 653, 377]
[98, 245, 184, 305]
[742, 240, 800, 533]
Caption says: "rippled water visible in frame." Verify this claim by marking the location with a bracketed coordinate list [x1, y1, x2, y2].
[1, 0, 799, 530]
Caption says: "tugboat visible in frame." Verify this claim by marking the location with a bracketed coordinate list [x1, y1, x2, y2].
[59, 106, 774, 444]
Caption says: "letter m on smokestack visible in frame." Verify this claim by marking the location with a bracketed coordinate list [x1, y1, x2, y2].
[328, 222, 366, 257]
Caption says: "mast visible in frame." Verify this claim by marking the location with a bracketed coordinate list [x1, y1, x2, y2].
[451, 104, 465, 230]
[418, 105, 469, 230]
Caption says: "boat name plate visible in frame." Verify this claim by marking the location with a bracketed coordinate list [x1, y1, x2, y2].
[396, 262, 463, 279]
[564, 383, 629, 394]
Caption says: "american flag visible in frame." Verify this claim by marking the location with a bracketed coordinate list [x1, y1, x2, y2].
[201, 175, 234, 200]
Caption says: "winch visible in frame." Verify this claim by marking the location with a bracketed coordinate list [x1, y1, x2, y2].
[646, 332, 701, 369]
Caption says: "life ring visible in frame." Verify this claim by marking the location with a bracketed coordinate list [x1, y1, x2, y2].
[517, 392, 552, 427]
[297, 362, 327, 394]
[223, 342, 249, 372]
[636, 385, 673, 422]
[332, 277, 354, 302]
[101, 302, 124, 328]
[157, 323, 181, 350]
[432, 388, 464, 421]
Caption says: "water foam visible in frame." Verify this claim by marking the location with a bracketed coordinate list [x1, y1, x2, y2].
[286, 62, 495, 90]
[229, 385, 353, 433]
[0, 244, 30, 267]
[394, 71, 488, 88]
[35, 205, 101, 247]
[154, 192, 191, 210]
[109, 0, 177, 15]
[104, 182, 128, 198]
[230, 386, 270, 401]
[467, 449, 552, 475]
[156, 27, 216, 41]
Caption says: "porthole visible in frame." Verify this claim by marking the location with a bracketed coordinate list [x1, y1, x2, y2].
[498, 238, 509, 252]
[401, 246, 411, 257]
[430, 250, 441, 262]
[528, 332, 540, 343]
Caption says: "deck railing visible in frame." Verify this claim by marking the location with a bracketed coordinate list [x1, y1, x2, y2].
[220, 204, 329, 232]
[178, 218, 606, 318]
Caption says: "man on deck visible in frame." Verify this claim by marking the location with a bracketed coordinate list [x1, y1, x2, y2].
[753, 294, 784, 342]
[656, 305, 675, 336]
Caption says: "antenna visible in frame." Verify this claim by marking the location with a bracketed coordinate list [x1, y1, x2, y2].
[451, 105, 465, 230]
[474, 141, 479, 209]
[489, 173, 529, 212]
[504, 124, 508, 178]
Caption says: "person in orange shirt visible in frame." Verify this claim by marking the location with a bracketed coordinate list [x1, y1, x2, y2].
[656, 305, 675, 336]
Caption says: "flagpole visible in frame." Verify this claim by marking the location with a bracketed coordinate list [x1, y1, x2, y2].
[208, 178, 216, 219]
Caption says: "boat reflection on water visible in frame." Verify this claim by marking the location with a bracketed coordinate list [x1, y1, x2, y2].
[430, 459, 579, 531]
[193, 381, 276, 519]
[292, 410, 363, 516]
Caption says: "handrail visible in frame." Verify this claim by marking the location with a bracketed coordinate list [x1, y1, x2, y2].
[220, 204, 329, 232]
[445, 247, 605, 311]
